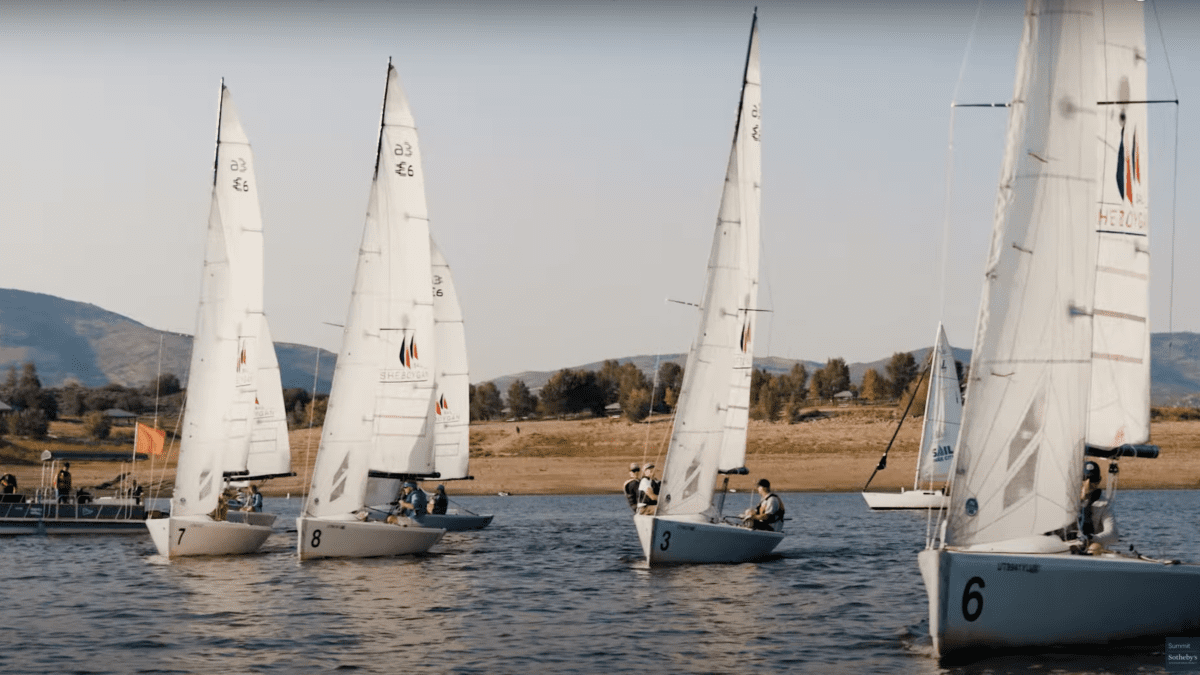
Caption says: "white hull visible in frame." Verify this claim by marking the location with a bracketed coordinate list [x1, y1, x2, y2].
[146, 514, 272, 557]
[634, 513, 784, 565]
[861, 489, 947, 511]
[420, 512, 493, 531]
[296, 516, 445, 560]
[920, 548, 1200, 658]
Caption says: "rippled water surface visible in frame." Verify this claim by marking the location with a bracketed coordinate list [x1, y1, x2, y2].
[3, 491, 1197, 674]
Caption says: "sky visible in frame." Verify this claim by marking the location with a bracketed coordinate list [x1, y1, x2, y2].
[2, 0, 1200, 383]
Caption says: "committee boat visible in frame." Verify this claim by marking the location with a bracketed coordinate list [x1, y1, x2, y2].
[0, 449, 151, 535]
[296, 60, 446, 559]
[633, 11, 782, 566]
[919, 0, 1200, 658]
[145, 82, 293, 558]
[862, 323, 960, 511]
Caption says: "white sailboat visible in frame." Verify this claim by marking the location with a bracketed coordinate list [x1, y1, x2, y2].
[421, 239, 493, 531]
[296, 60, 445, 560]
[146, 82, 293, 557]
[633, 12, 782, 566]
[920, 0, 1200, 657]
[862, 323, 960, 510]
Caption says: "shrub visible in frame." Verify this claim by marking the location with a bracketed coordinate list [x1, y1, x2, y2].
[84, 410, 112, 440]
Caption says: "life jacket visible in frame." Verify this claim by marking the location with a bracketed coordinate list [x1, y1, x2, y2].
[623, 478, 639, 506]
[762, 493, 785, 523]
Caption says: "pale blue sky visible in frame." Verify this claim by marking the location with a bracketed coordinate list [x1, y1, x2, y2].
[1, 0, 1197, 382]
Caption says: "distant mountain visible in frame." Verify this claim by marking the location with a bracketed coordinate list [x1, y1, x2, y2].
[486, 334, 1200, 406]
[0, 289, 335, 392]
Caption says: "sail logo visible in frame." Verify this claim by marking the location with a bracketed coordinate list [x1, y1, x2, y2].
[1115, 122, 1141, 205]
[932, 444, 954, 462]
[739, 320, 752, 353]
[435, 393, 461, 423]
[235, 341, 253, 386]
[382, 333, 430, 382]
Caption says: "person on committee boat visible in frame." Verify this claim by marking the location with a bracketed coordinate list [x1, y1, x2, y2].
[744, 479, 785, 532]
[0, 469, 17, 494]
[428, 484, 448, 515]
[56, 462, 72, 503]
[623, 463, 641, 512]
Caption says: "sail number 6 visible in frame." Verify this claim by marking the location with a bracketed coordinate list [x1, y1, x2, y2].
[962, 577, 985, 622]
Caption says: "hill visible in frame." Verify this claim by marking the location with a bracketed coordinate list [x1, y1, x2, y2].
[0, 288, 335, 392]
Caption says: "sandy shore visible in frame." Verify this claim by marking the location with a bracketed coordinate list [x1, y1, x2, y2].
[4, 409, 1200, 497]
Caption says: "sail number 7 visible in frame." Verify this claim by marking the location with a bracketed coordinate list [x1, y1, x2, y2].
[962, 577, 985, 621]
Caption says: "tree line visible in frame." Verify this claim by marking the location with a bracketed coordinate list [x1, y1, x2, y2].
[468, 350, 958, 425]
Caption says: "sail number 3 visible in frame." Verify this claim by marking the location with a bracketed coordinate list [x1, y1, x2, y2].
[961, 577, 985, 621]
[659, 530, 670, 551]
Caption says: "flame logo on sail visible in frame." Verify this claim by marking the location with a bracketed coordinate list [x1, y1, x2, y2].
[237, 343, 248, 371]
[1116, 122, 1141, 204]
[399, 335, 420, 368]
[436, 394, 448, 416]
[739, 320, 752, 353]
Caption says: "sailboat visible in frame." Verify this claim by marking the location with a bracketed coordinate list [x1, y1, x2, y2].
[861, 324, 960, 510]
[296, 60, 446, 560]
[633, 12, 783, 566]
[146, 82, 293, 557]
[920, 0, 1200, 657]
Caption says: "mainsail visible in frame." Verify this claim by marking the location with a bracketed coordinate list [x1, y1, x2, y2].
[1087, 0, 1150, 450]
[305, 62, 438, 519]
[946, 0, 1099, 546]
[915, 323, 961, 487]
[173, 84, 286, 518]
[659, 15, 761, 517]
[431, 238, 470, 480]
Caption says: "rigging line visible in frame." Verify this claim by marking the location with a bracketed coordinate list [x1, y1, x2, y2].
[1149, 0, 1180, 99]
[939, 0, 985, 324]
[641, 354, 661, 467]
[1168, 103, 1179, 356]
[301, 346, 322, 509]
[862, 360, 930, 492]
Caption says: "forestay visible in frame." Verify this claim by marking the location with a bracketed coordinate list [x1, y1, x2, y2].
[659, 16, 761, 518]
[915, 323, 961, 486]
[431, 238, 470, 480]
[174, 85, 282, 518]
[946, 0, 1099, 547]
[1087, 0, 1150, 451]
[305, 63, 438, 519]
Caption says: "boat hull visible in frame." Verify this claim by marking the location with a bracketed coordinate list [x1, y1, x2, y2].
[862, 489, 947, 511]
[920, 548, 1200, 658]
[146, 514, 272, 557]
[634, 514, 784, 565]
[419, 512, 493, 531]
[296, 516, 445, 560]
[0, 501, 147, 535]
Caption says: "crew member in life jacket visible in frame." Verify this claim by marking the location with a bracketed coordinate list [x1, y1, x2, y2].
[636, 465, 659, 515]
[623, 463, 641, 512]
[745, 478, 785, 532]
[1079, 461, 1103, 538]
[428, 484, 449, 515]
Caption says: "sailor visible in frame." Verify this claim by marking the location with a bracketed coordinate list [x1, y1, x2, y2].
[240, 484, 263, 513]
[394, 482, 428, 522]
[623, 463, 641, 512]
[56, 462, 73, 504]
[1080, 461, 1103, 538]
[428, 484, 449, 515]
[0, 469, 17, 494]
[637, 465, 659, 515]
[745, 479, 785, 532]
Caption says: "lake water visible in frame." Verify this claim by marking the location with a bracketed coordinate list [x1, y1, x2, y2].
[3, 490, 1197, 674]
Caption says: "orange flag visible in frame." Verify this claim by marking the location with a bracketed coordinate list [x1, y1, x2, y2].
[136, 423, 166, 456]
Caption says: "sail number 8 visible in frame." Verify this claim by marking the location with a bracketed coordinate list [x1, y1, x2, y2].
[961, 577, 985, 621]
[311, 530, 322, 548]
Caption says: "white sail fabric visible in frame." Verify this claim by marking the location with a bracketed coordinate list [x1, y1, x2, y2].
[946, 0, 1099, 547]
[306, 63, 438, 519]
[431, 238, 471, 480]
[174, 85, 274, 517]
[915, 324, 961, 486]
[1087, 0, 1150, 450]
[717, 18, 762, 472]
[245, 316, 291, 478]
[659, 16, 760, 518]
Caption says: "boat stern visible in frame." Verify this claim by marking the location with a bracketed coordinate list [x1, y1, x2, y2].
[918, 547, 948, 657]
